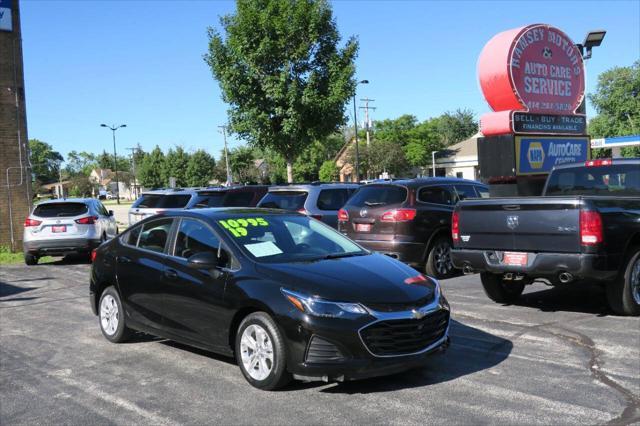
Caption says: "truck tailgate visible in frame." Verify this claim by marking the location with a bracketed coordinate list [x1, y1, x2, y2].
[456, 198, 581, 253]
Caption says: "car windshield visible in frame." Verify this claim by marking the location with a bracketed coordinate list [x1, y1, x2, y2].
[215, 214, 367, 263]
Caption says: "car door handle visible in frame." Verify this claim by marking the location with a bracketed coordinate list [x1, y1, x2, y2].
[165, 269, 178, 280]
[116, 256, 131, 264]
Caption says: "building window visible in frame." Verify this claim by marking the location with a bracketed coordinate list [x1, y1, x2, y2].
[456, 172, 464, 178]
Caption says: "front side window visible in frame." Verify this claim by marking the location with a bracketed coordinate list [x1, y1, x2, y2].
[138, 218, 173, 253]
[418, 186, 454, 205]
[121, 225, 142, 246]
[174, 219, 220, 259]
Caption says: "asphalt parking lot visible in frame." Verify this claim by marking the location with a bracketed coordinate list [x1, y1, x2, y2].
[1, 260, 639, 425]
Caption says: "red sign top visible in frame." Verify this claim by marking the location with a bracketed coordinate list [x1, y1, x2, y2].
[478, 24, 585, 115]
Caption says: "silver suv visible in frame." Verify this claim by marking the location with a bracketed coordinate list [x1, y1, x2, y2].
[257, 183, 360, 228]
[23, 198, 118, 265]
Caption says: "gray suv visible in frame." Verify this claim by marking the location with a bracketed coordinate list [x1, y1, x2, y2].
[257, 183, 359, 228]
[23, 198, 118, 265]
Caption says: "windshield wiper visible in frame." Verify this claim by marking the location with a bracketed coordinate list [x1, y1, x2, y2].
[364, 201, 385, 206]
[322, 252, 368, 260]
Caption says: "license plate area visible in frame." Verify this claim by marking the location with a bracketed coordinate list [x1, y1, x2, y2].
[51, 225, 67, 233]
[355, 223, 372, 232]
[503, 251, 528, 266]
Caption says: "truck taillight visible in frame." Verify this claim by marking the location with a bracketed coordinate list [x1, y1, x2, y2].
[585, 159, 612, 167]
[337, 208, 349, 222]
[75, 215, 98, 225]
[580, 210, 602, 245]
[91, 249, 98, 262]
[380, 208, 416, 222]
[452, 211, 460, 242]
[24, 218, 42, 227]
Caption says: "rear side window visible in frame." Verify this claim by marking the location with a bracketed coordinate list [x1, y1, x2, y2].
[194, 192, 226, 208]
[475, 186, 490, 198]
[453, 185, 480, 201]
[345, 185, 407, 208]
[418, 186, 455, 205]
[134, 194, 192, 209]
[138, 218, 173, 253]
[224, 191, 255, 207]
[33, 202, 88, 218]
[258, 191, 308, 210]
[316, 189, 351, 211]
[545, 164, 640, 196]
[134, 194, 162, 208]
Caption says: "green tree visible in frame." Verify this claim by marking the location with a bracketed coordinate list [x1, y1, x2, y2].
[29, 139, 64, 183]
[185, 150, 216, 187]
[229, 146, 256, 183]
[96, 150, 131, 174]
[65, 151, 97, 176]
[164, 147, 190, 187]
[68, 175, 95, 197]
[293, 134, 344, 181]
[205, 0, 358, 182]
[437, 109, 478, 146]
[403, 118, 443, 167]
[588, 61, 640, 158]
[138, 146, 166, 188]
[319, 160, 339, 181]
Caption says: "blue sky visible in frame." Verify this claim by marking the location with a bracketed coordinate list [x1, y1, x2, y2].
[21, 0, 640, 161]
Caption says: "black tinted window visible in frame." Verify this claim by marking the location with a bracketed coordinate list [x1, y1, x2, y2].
[346, 185, 407, 208]
[476, 186, 490, 198]
[194, 192, 226, 208]
[121, 226, 141, 246]
[224, 191, 254, 207]
[454, 185, 479, 201]
[418, 186, 454, 205]
[258, 191, 308, 210]
[545, 164, 640, 196]
[160, 195, 191, 208]
[33, 202, 88, 218]
[316, 189, 350, 211]
[174, 219, 220, 257]
[135, 194, 162, 208]
[138, 218, 173, 253]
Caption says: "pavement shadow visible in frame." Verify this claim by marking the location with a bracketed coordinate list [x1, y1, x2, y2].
[160, 340, 236, 366]
[0, 281, 37, 299]
[288, 319, 512, 394]
[514, 282, 611, 316]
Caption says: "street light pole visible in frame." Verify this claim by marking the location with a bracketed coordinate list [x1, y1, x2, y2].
[218, 125, 232, 185]
[352, 79, 369, 182]
[432, 150, 438, 177]
[126, 146, 138, 199]
[100, 123, 127, 204]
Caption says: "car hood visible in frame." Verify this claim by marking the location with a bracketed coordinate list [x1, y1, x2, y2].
[255, 253, 436, 304]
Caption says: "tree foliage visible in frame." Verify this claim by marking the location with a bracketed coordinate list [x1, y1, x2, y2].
[319, 160, 339, 181]
[436, 108, 478, 146]
[29, 139, 63, 183]
[164, 147, 190, 187]
[205, 0, 358, 182]
[229, 146, 256, 183]
[138, 146, 166, 188]
[185, 150, 216, 187]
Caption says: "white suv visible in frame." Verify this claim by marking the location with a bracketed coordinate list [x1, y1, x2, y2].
[23, 198, 118, 265]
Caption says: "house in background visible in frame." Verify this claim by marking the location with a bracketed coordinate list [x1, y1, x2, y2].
[335, 138, 356, 182]
[433, 132, 482, 180]
[89, 168, 136, 200]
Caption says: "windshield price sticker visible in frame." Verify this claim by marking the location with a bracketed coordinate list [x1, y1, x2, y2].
[219, 217, 269, 237]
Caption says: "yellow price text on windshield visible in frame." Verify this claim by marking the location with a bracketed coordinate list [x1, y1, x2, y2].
[219, 217, 269, 237]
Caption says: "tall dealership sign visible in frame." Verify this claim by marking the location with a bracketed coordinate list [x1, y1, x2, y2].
[475, 24, 590, 196]
[0, 0, 12, 32]
[478, 24, 586, 136]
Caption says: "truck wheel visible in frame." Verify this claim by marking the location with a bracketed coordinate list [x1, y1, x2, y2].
[24, 254, 38, 266]
[480, 272, 524, 304]
[426, 237, 455, 279]
[606, 246, 640, 316]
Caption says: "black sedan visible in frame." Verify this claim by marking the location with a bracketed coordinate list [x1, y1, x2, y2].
[89, 208, 451, 390]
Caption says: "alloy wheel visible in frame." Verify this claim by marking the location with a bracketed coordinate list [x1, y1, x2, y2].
[100, 295, 119, 336]
[434, 242, 453, 276]
[240, 324, 274, 381]
[632, 256, 640, 305]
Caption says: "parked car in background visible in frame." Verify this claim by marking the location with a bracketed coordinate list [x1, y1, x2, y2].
[452, 159, 640, 315]
[128, 186, 269, 225]
[338, 178, 489, 279]
[23, 198, 117, 265]
[90, 209, 450, 390]
[257, 183, 359, 228]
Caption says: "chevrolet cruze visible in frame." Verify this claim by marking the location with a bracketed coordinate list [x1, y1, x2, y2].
[90, 208, 450, 390]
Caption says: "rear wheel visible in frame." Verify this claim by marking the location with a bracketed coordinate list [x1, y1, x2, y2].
[426, 237, 455, 279]
[24, 254, 38, 266]
[235, 312, 291, 390]
[480, 272, 525, 304]
[99, 286, 132, 343]
[606, 246, 640, 316]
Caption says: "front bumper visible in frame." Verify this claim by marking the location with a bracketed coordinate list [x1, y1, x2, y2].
[451, 249, 618, 282]
[280, 295, 451, 382]
[23, 238, 102, 256]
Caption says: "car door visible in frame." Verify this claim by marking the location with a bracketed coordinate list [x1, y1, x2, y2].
[416, 185, 456, 234]
[161, 217, 233, 350]
[96, 201, 116, 238]
[116, 217, 175, 333]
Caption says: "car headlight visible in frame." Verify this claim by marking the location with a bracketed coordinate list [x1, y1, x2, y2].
[281, 289, 369, 318]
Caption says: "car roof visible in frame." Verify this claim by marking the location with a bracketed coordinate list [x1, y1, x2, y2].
[35, 198, 94, 205]
[160, 207, 297, 220]
[140, 188, 200, 195]
[268, 183, 359, 191]
[360, 177, 486, 187]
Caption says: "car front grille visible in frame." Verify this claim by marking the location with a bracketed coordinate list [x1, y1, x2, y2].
[360, 309, 449, 356]
[305, 336, 345, 363]
[365, 293, 435, 312]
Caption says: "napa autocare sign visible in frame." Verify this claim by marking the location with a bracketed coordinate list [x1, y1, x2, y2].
[0, 0, 12, 32]
[515, 136, 589, 175]
[478, 24, 586, 136]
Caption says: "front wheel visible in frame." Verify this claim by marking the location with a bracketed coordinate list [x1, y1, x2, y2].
[606, 247, 640, 316]
[99, 286, 132, 343]
[24, 253, 38, 266]
[480, 272, 525, 304]
[426, 237, 455, 279]
[235, 312, 291, 390]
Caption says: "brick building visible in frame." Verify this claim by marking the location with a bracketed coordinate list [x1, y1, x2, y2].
[0, 0, 32, 251]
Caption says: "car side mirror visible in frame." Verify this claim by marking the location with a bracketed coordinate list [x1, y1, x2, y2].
[187, 252, 219, 269]
[108, 210, 114, 216]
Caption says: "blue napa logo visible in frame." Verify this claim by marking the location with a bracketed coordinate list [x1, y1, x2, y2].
[526, 142, 545, 169]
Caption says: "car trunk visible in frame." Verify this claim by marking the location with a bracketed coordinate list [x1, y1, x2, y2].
[456, 197, 582, 253]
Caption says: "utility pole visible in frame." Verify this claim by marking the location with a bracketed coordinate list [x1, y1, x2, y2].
[218, 125, 232, 185]
[126, 147, 138, 199]
[359, 98, 376, 179]
[100, 124, 126, 204]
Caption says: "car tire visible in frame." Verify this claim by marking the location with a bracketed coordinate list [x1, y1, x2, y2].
[606, 246, 640, 316]
[235, 312, 291, 390]
[98, 286, 132, 343]
[24, 254, 38, 266]
[426, 237, 455, 279]
[480, 272, 525, 304]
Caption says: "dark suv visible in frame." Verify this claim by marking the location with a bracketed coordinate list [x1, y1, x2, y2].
[338, 178, 488, 278]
